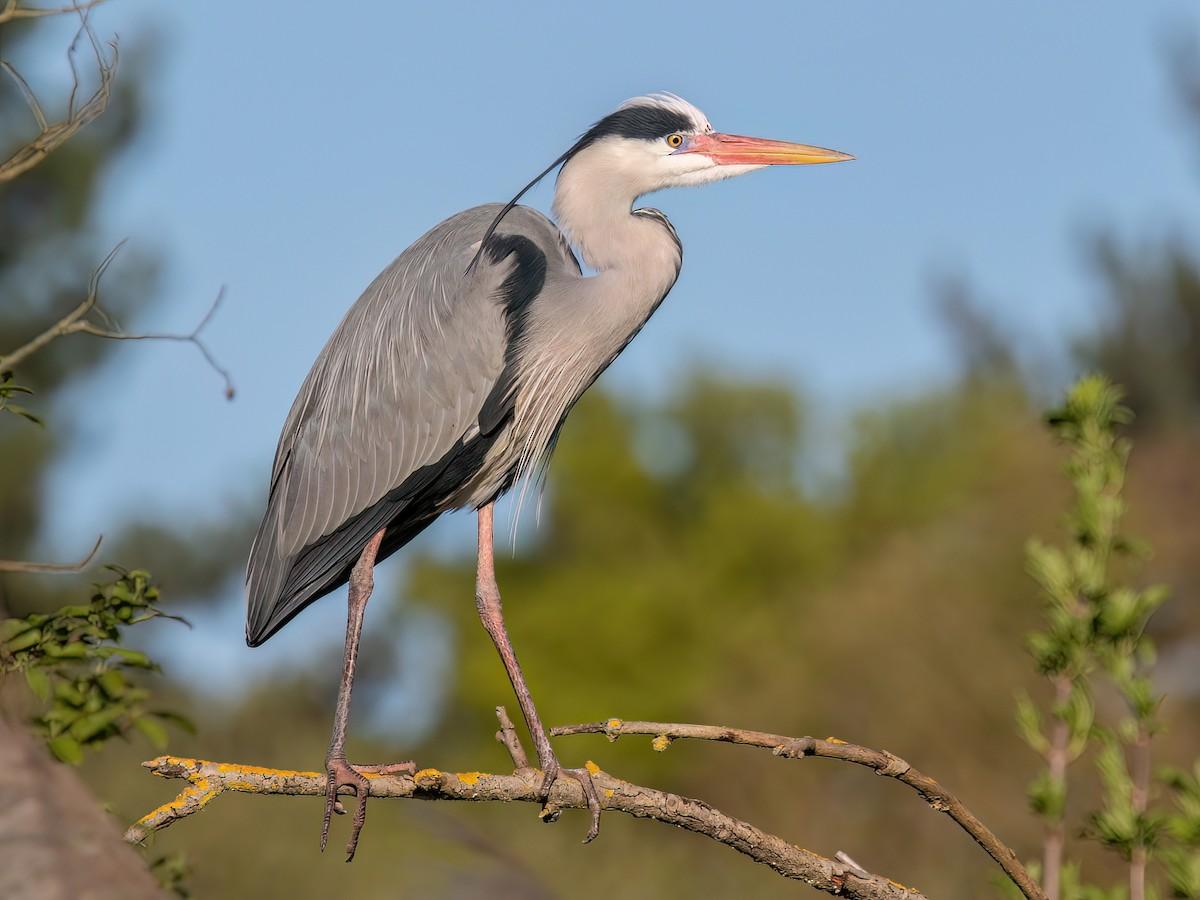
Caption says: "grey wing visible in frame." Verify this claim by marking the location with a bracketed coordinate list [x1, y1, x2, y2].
[245, 204, 570, 646]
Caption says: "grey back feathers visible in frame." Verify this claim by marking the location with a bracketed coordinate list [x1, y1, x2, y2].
[245, 205, 577, 645]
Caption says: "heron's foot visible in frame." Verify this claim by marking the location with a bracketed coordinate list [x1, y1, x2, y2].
[321, 755, 416, 861]
[536, 756, 602, 843]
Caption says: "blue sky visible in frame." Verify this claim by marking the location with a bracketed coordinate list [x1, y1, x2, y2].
[15, 1, 1200, 712]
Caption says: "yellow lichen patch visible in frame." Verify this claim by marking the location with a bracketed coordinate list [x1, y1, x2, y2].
[413, 768, 443, 785]
[651, 734, 672, 752]
[604, 788, 614, 799]
[456, 772, 486, 785]
[584, 760, 601, 776]
[606, 718, 622, 730]
[215, 761, 307, 778]
[138, 781, 219, 824]
[824, 736, 848, 745]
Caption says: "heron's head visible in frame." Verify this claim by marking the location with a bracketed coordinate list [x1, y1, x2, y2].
[469, 93, 852, 273]
[559, 93, 852, 198]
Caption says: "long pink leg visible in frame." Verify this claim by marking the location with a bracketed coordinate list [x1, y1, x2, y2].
[321, 528, 416, 861]
[475, 503, 601, 841]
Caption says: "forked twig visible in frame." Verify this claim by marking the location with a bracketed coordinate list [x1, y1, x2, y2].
[0, 244, 234, 399]
[0, 5, 116, 182]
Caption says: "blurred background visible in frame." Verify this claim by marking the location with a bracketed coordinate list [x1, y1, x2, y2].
[3, 1, 1200, 897]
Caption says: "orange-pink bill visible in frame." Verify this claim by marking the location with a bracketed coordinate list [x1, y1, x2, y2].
[682, 132, 853, 166]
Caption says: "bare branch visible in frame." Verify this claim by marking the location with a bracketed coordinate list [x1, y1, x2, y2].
[0, 245, 235, 400]
[0, 0, 106, 23]
[494, 704, 530, 769]
[0, 8, 116, 182]
[0, 534, 101, 573]
[0, 242, 121, 371]
[551, 718, 1046, 900]
[71, 286, 236, 400]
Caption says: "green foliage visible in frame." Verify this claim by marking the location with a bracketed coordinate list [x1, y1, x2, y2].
[0, 567, 193, 764]
[1161, 763, 1200, 898]
[997, 861, 1129, 900]
[1013, 375, 1198, 899]
[0, 371, 41, 425]
[1086, 733, 1166, 860]
[149, 851, 193, 898]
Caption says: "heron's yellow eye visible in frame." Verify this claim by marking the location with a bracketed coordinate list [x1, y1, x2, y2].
[666, 133, 684, 149]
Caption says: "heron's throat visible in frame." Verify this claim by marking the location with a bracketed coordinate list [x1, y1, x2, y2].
[552, 160, 680, 275]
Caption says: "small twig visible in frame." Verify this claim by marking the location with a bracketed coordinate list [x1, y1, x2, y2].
[126, 709, 925, 900]
[0, 0, 106, 23]
[1041, 675, 1072, 900]
[0, 245, 235, 400]
[71, 286, 236, 400]
[837, 851, 873, 880]
[494, 704, 530, 770]
[0, 534, 101, 574]
[551, 718, 1046, 900]
[0, 7, 116, 182]
[1128, 725, 1151, 900]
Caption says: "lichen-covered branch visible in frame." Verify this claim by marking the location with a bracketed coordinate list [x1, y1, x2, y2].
[551, 718, 1045, 900]
[127, 711, 925, 900]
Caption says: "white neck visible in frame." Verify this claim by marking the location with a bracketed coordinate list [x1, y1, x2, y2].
[551, 146, 680, 276]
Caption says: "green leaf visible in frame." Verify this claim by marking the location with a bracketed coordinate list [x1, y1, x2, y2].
[24, 667, 50, 702]
[97, 670, 126, 699]
[151, 709, 197, 735]
[96, 648, 156, 672]
[48, 735, 83, 765]
[68, 707, 124, 743]
[3, 627, 42, 653]
[0, 618, 34, 644]
[1014, 692, 1049, 754]
[134, 715, 169, 749]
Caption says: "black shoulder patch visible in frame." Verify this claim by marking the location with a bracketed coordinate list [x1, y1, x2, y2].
[478, 234, 547, 434]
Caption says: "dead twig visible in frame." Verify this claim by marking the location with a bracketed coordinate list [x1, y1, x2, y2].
[551, 718, 1045, 900]
[0, 534, 101, 573]
[494, 704, 530, 769]
[126, 710, 925, 900]
[0, 244, 235, 399]
[0, 0, 106, 23]
[0, 6, 116, 182]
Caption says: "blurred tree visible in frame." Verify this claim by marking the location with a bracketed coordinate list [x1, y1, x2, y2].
[0, 13, 250, 618]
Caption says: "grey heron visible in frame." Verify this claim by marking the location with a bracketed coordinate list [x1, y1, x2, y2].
[245, 92, 851, 860]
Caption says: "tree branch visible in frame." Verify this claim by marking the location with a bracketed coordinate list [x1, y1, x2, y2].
[126, 711, 926, 900]
[0, 6, 115, 182]
[0, 0, 106, 23]
[551, 718, 1046, 900]
[0, 534, 101, 573]
[0, 244, 235, 399]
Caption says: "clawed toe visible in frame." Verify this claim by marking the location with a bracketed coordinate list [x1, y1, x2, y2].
[321, 757, 415, 861]
[537, 760, 602, 843]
